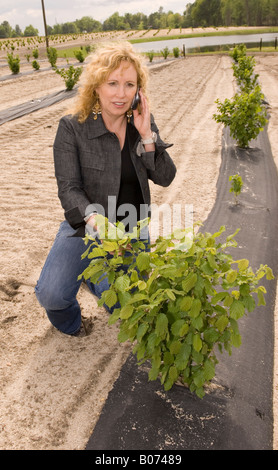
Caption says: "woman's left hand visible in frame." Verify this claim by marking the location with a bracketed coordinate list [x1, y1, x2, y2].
[132, 90, 153, 141]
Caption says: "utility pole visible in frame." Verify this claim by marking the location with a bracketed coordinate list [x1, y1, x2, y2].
[41, 0, 49, 50]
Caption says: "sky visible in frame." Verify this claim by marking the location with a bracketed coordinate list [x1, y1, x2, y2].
[0, 1, 191, 35]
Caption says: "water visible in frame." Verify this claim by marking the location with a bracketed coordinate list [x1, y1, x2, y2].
[132, 32, 278, 53]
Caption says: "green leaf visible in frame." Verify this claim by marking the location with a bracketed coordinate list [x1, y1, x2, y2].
[207, 253, 218, 270]
[103, 289, 118, 308]
[155, 313, 168, 338]
[163, 351, 174, 365]
[191, 315, 203, 331]
[242, 294, 255, 313]
[169, 365, 178, 382]
[114, 274, 130, 292]
[226, 270, 238, 283]
[193, 333, 202, 353]
[211, 292, 228, 305]
[136, 323, 149, 342]
[120, 304, 134, 320]
[165, 289, 176, 301]
[108, 308, 121, 325]
[203, 359, 215, 381]
[88, 246, 106, 258]
[193, 369, 205, 388]
[182, 272, 198, 293]
[230, 299, 245, 319]
[204, 328, 219, 344]
[257, 289, 266, 306]
[189, 298, 202, 318]
[136, 252, 150, 272]
[171, 319, 187, 337]
[175, 343, 191, 370]
[238, 259, 249, 271]
[118, 290, 132, 306]
[169, 340, 181, 355]
[215, 315, 229, 333]
[179, 295, 193, 311]
[148, 366, 160, 381]
[137, 280, 147, 291]
[101, 240, 118, 252]
[231, 332, 242, 348]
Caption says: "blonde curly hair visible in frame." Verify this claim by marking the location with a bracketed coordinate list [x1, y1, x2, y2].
[69, 41, 149, 123]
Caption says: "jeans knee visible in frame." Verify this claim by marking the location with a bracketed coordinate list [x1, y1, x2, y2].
[35, 281, 71, 312]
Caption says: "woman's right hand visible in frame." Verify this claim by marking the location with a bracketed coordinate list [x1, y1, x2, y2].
[87, 213, 98, 231]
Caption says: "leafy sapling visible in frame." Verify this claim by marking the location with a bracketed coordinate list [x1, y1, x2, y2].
[80, 216, 274, 399]
[229, 174, 243, 204]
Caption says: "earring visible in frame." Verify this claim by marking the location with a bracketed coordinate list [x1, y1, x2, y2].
[126, 108, 133, 123]
[92, 99, 101, 120]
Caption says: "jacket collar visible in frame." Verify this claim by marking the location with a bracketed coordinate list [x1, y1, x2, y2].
[86, 114, 110, 139]
[86, 113, 140, 146]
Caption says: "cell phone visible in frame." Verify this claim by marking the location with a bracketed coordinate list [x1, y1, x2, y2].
[131, 88, 140, 110]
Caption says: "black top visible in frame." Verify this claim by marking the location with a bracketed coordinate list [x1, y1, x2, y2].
[116, 131, 144, 231]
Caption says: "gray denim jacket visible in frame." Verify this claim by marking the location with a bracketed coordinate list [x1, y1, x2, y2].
[53, 113, 176, 235]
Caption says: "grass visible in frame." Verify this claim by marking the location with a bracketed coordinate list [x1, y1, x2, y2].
[56, 46, 90, 59]
[129, 27, 278, 44]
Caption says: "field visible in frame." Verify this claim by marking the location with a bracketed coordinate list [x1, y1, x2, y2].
[0, 34, 278, 448]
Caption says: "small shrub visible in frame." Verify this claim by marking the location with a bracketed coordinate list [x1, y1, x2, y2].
[7, 52, 20, 74]
[47, 47, 58, 67]
[146, 51, 154, 62]
[74, 49, 85, 62]
[80, 216, 274, 398]
[173, 47, 180, 58]
[32, 60, 40, 70]
[213, 85, 268, 148]
[32, 48, 39, 59]
[230, 43, 246, 62]
[55, 64, 83, 90]
[232, 55, 259, 92]
[229, 174, 243, 204]
[161, 46, 170, 60]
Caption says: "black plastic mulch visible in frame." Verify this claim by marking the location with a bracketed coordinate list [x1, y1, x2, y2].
[0, 89, 77, 125]
[85, 126, 278, 450]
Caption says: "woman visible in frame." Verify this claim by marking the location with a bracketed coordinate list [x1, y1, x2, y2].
[35, 42, 176, 336]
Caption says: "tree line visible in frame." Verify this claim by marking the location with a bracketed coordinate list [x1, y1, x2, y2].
[1, 1, 278, 39]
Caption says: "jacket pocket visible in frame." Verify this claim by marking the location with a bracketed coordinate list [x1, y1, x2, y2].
[79, 150, 105, 171]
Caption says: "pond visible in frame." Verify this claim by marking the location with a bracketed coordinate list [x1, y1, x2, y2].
[132, 32, 278, 53]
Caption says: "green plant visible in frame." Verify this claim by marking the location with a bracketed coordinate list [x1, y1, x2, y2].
[232, 55, 259, 92]
[32, 48, 39, 59]
[47, 47, 58, 67]
[32, 59, 40, 70]
[74, 49, 85, 62]
[6, 52, 20, 74]
[55, 64, 83, 90]
[80, 216, 274, 399]
[229, 43, 246, 62]
[161, 46, 170, 59]
[173, 47, 180, 58]
[229, 174, 243, 204]
[146, 51, 154, 62]
[213, 85, 268, 148]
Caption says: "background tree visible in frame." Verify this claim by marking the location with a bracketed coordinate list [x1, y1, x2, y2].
[23, 25, 39, 37]
[0, 20, 13, 38]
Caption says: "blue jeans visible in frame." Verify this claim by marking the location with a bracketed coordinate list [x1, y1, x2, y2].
[35, 220, 149, 335]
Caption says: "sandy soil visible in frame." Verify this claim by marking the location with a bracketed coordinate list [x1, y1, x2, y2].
[0, 52, 277, 450]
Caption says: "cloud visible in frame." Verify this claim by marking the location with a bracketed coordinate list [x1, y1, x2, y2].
[0, 0, 189, 34]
